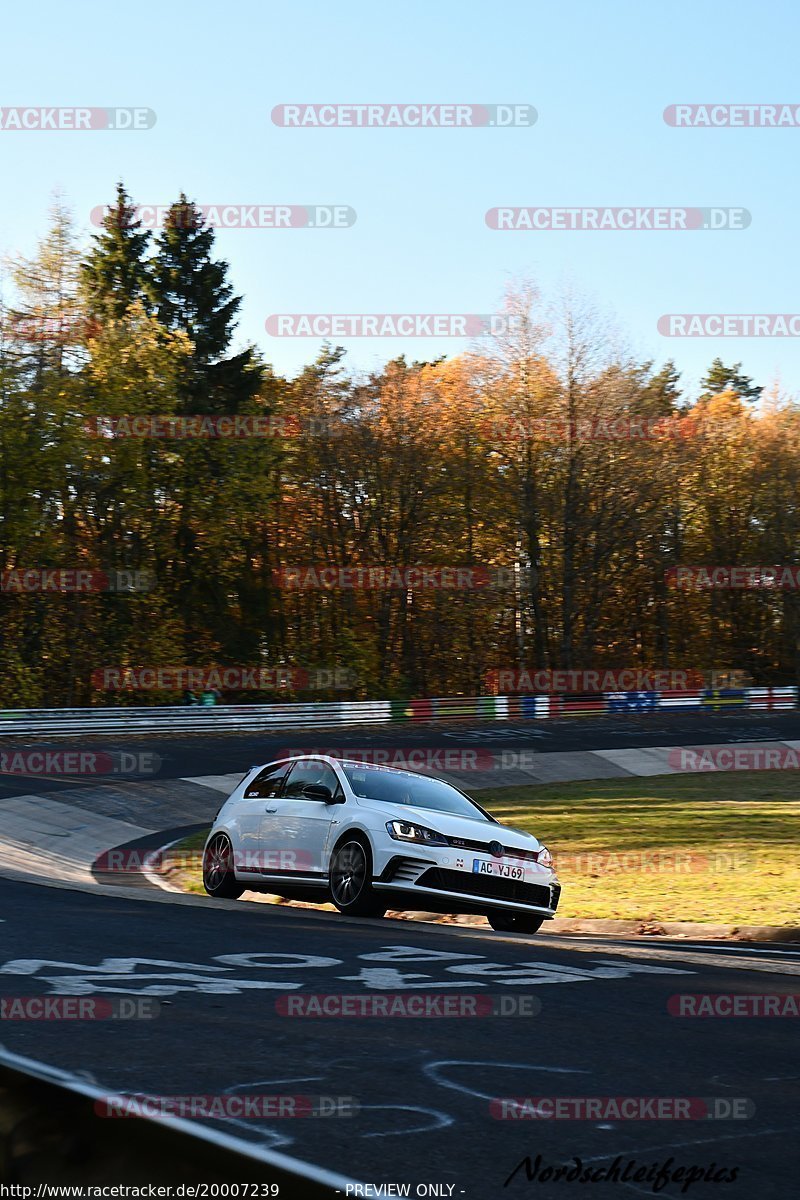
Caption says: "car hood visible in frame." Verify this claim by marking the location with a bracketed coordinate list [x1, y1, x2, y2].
[355, 797, 541, 851]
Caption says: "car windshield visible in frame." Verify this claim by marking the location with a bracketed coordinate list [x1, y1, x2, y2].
[341, 763, 493, 820]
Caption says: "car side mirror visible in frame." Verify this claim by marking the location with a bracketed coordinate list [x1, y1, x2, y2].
[303, 783, 334, 802]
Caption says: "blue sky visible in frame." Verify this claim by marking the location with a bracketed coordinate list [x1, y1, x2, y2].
[2, 0, 800, 397]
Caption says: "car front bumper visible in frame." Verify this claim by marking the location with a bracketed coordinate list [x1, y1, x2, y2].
[373, 851, 561, 918]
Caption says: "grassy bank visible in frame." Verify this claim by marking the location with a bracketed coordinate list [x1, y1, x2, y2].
[480, 771, 798, 925]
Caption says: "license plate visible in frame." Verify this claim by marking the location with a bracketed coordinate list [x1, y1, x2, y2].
[473, 859, 524, 880]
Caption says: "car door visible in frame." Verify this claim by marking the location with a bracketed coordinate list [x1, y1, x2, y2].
[258, 758, 342, 879]
[235, 760, 292, 877]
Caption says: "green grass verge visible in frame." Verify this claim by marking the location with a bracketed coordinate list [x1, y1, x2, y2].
[168, 771, 799, 925]
[480, 771, 799, 925]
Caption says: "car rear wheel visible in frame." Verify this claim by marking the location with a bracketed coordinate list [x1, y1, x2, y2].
[488, 910, 544, 934]
[203, 832, 244, 899]
[329, 838, 386, 918]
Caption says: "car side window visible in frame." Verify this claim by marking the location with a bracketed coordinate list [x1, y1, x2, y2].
[282, 760, 340, 800]
[243, 761, 291, 799]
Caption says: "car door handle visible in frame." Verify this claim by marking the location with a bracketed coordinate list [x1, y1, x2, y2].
[265, 806, 277, 813]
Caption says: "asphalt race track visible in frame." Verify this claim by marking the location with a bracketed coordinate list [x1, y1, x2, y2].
[1, 876, 799, 1198]
[1, 709, 799, 1197]
[1, 707, 799, 799]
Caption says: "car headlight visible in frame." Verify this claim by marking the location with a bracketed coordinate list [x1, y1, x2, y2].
[537, 845, 553, 868]
[386, 820, 448, 846]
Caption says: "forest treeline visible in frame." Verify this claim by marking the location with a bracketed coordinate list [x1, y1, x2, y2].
[1, 187, 798, 706]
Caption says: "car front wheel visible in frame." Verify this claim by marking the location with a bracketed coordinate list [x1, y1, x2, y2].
[203, 832, 244, 899]
[329, 838, 386, 917]
[488, 910, 544, 934]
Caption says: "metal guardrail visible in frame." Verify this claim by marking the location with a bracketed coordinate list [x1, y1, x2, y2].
[0, 1048, 355, 1193]
[0, 700, 395, 735]
[0, 688, 795, 737]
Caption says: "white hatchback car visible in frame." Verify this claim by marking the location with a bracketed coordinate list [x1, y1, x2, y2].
[203, 756, 560, 933]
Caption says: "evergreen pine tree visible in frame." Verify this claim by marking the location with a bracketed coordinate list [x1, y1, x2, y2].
[81, 183, 151, 322]
[149, 195, 261, 412]
[699, 358, 762, 403]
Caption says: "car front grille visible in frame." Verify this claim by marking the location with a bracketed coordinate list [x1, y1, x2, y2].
[444, 836, 540, 862]
[417, 867, 558, 910]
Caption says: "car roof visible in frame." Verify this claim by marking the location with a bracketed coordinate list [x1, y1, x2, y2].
[251, 754, 431, 780]
[337, 758, 429, 779]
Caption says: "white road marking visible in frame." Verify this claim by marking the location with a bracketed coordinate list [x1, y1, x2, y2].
[338, 967, 485, 989]
[216, 952, 342, 969]
[142, 837, 191, 894]
[424, 1059, 585, 1102]
[20, 974, 303, 997]
[189, 1115, 290, 1150]
[359, 1103, 454, 1137]
[0, 943, 696, 995]
[650, 943, 800, 957]
[224, 1077, 324, 1089]
[358, 945, 484, 963]
[444, 958, 694, 983]
[218, 1076, 452, 1141]
[216, 1077, 327, 1151]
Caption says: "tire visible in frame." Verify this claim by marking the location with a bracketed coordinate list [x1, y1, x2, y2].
[329, 837, 386, 918]
[488, 910, 545, 935]
[203, 832, 244, 899]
